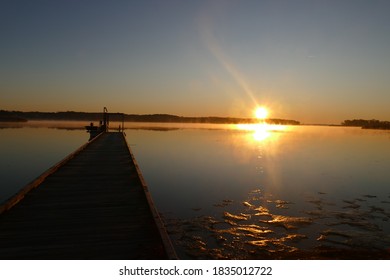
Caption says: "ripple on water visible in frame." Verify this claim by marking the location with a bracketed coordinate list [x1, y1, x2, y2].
[163, 190, 390, 259]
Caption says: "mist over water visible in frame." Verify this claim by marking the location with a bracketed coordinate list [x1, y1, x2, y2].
[1, 122, 389, 259]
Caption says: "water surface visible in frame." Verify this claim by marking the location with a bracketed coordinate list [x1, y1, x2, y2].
[0, 122, 87, 201]
[126, 124, 390, 259]
[1, 122, 389, 259]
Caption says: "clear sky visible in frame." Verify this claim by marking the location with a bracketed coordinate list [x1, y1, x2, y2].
[1, 0, 389, 124]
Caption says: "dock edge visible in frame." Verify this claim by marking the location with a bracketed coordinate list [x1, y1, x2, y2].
[0, 132, 104, 215]
[123, 132, 178, 260]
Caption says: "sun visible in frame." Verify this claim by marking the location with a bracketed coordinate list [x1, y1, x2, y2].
[255, 107, 269, 120]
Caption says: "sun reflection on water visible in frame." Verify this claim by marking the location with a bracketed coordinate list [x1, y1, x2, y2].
[234, 123, 288, 142]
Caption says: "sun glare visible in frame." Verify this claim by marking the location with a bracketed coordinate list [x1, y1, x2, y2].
[255, 107, 268, 120]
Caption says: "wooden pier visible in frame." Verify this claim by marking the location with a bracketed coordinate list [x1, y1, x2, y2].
[0, 132, 176, 259]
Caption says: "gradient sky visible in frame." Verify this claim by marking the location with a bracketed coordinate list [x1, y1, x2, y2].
[1, 0, 389, 124]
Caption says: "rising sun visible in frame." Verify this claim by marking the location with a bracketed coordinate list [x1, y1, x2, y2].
[255, 107, 269, 120]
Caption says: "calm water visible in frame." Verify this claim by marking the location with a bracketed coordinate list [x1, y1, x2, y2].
[1, 121, 390, 259]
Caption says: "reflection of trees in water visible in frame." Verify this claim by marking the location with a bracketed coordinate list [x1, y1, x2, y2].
[0, 121, 86, 130]
[164, 189, 390, 259]
[0, 126, 24, 130]
[127, 127, 180, 132]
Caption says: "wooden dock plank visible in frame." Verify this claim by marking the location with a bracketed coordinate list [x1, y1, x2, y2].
[0, 132, 175, 259]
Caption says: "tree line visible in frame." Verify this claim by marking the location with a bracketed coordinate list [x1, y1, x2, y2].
[342, 119, 390, 130]
[0, 110, 300, 125]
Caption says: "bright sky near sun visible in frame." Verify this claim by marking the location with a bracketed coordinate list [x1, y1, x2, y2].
[1, 0, 390, 124]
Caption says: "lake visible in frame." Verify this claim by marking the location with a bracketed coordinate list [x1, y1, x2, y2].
[1, 121, 390, 259]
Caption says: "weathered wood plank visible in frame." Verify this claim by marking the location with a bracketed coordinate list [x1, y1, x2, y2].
[0, 132, 176, 259]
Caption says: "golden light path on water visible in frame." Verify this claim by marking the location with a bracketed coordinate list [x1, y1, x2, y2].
[161, 123, 390, 259]
[235, 123, 288, 142]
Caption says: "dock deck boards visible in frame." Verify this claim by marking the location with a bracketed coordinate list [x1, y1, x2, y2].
[0, 132, 175, 259]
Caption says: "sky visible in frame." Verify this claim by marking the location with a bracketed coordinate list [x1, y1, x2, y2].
[1, 0, 389, 124]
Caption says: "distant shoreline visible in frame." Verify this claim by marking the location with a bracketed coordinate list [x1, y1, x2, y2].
[2, 110, 389, 130]
[0, 116, 28, 122]
[0, 110, 300, 125]
[342, 119, 390, 130]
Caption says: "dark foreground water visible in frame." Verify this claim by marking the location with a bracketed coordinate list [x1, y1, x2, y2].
[1, 121, 390, 259]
